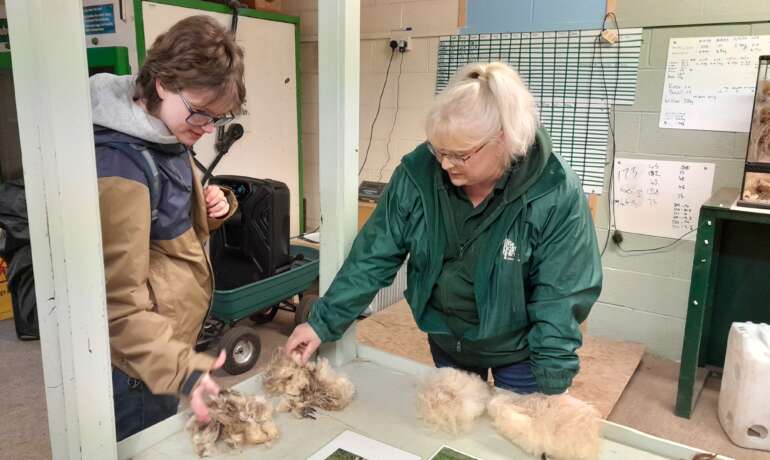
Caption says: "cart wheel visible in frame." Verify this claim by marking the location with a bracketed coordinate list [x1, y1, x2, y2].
[249, 305, 279, 324]
[294, 294, 318, 326]
[220, 326, 261, 375]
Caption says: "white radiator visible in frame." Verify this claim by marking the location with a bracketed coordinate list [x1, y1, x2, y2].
[365, 261, 408, 315]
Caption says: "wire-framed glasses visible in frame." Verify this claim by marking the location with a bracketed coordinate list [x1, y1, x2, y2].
[426, 140, 489, 165]
[178, 92, 234, 128]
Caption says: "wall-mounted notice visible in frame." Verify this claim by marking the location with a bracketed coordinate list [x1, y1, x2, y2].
[613, 159, 715, 240]
[660, 35, 770, 132]
[84, 3, 116, 35]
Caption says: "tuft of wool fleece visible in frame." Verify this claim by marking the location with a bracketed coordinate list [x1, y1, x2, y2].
[261, 348, 355, 418]
[416, 368, 492, 435]
[186, 389, 279, 457]
[486, 392, 602, 460]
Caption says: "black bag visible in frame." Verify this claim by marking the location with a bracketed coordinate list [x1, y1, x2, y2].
[0, 179, 38, 340]
[0, 178, 30, 260]
[6, 245, 37, 340]
[209, 176, 291, 290]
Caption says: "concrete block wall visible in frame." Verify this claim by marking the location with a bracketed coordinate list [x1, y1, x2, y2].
[617, 0, 770, 28]
[590, 0, 769, 359]
[284, 0, 459, 230]
[285, 0, 766, 360]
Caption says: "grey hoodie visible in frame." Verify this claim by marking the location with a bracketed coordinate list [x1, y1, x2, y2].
[90, 73, 178, 145]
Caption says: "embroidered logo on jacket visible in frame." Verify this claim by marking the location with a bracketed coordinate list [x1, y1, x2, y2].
[502, 238, 517, 261]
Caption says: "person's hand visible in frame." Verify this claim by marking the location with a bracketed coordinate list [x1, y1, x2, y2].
[189, 350, 226, 423]
[285, 323, 321, 365]
[204, 186, 229, 218]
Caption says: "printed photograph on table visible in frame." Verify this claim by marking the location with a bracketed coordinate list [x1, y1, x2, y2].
[428, 446, 480, 460]
[306, 431, 419, 460]
[325, 448, 369, 460]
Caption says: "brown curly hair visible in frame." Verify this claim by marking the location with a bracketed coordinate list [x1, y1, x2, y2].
[134, 15, 246, 115]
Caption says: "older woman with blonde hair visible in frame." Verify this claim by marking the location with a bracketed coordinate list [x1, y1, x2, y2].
[287, 62, 602, 395]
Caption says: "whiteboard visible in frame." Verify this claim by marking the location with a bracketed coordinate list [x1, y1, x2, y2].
[142, 2, 301, 235]
[613, 159, 715, 240]
[659, 35, 770, 132]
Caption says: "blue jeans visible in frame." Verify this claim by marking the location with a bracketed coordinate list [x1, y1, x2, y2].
[428, 338, 539, 394]
[112, 367, 179, 441]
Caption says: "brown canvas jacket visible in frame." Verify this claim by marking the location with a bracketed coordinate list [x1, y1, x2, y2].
[95, 126, 237, 395]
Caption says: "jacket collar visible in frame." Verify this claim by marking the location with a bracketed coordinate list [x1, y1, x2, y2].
[93, 125, 188, 156]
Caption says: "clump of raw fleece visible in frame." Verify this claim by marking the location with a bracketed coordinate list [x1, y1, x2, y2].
[186, 389, 279, 457]
[486, 392, 602, 460]
[261, 348, 355, 418]
[416, 368, 492, 435]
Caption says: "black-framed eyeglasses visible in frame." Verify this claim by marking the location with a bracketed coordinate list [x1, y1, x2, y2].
[426, 140, 488, 165]
[178, 92, 234, 127]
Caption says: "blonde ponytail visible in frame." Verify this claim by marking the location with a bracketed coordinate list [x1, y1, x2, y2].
[425, 62, 539, 166]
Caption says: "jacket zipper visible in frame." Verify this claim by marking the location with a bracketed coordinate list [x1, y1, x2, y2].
[194, 238, 216, 345]
[191, 151, 217, 345]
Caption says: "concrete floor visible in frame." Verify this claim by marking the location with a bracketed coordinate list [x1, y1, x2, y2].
[607, 354, 770, 460]
[0, 310, 296, 460]
[1, 312, 767, 460]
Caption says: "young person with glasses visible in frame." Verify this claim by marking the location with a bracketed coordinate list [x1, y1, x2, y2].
[89, 15, 245, 440]
[286, 62, 602, 396]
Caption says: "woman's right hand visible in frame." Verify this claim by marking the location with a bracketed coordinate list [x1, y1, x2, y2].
[285, 323, 321, 365]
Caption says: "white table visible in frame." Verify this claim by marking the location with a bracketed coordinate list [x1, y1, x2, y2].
[118, 346, 732, 460]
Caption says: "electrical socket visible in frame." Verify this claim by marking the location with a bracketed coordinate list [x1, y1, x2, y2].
[612, 230, 624, 245]
[389, 27, 412, 52]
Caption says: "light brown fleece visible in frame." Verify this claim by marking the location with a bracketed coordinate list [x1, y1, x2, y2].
[261, 349, 355, 418]
[486, 391, 602, 460]
[186, 389, 278, 457]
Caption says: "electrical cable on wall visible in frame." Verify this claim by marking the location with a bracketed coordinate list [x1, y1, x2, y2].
[582, 31, 600, 185]
[615, 227, 698, 254]
[598, 12, 697, 255]
[597, 12, 620, 257]
[377, 51, 405, 183]
[360, 46, 397, 176]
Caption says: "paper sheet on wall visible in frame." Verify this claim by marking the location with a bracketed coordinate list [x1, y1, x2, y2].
[613, 159, 715, 240]
[659, 35, 770, 132]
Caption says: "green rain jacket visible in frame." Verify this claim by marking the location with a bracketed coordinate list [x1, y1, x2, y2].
[308, 129, 602, 394]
